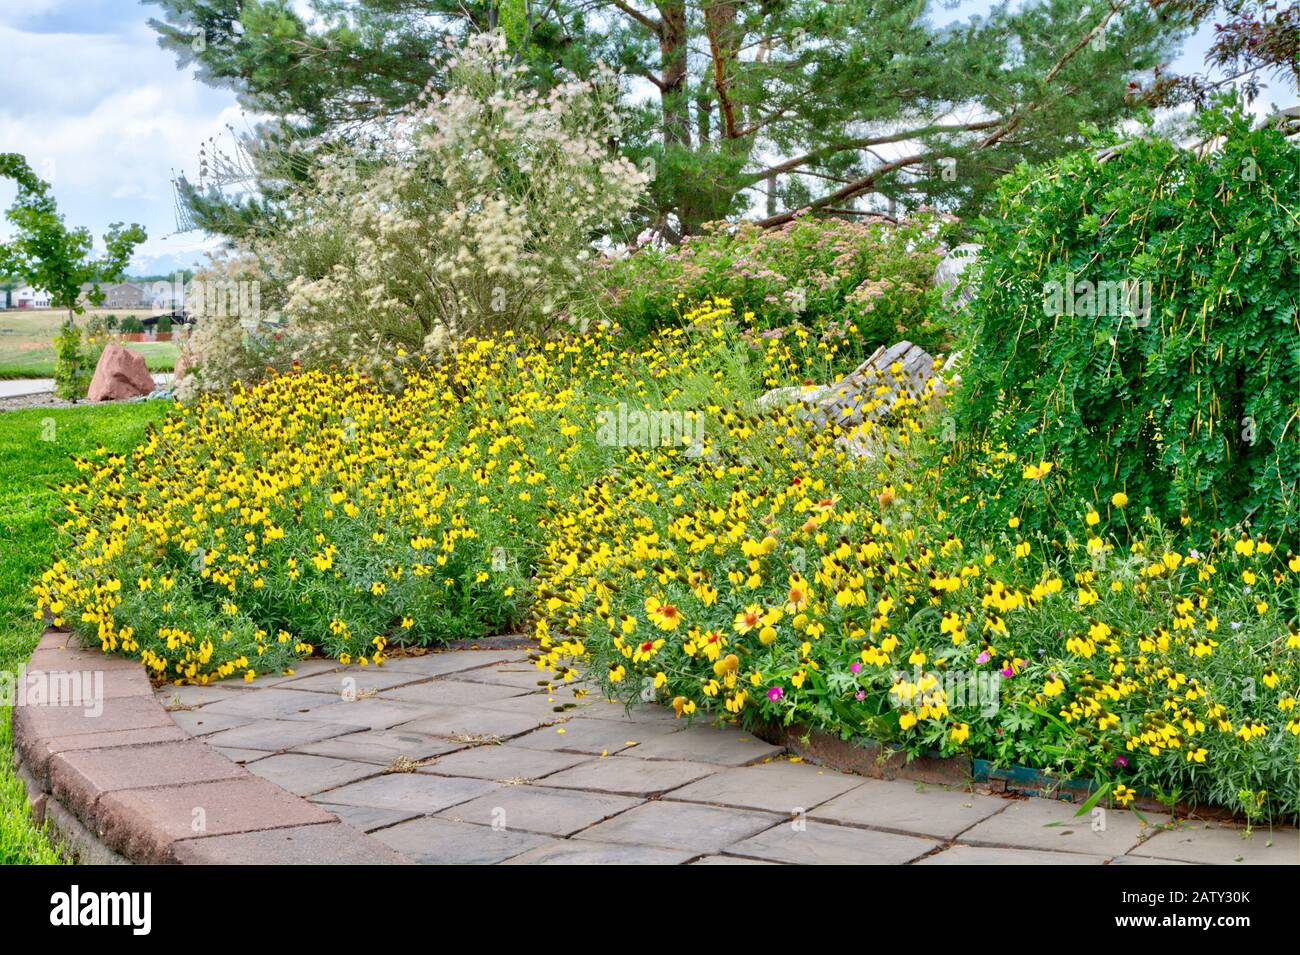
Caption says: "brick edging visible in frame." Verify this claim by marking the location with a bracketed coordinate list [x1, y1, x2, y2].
[12, 629, 411, 864]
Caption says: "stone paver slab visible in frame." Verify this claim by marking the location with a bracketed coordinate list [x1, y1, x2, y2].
[575, 800, 781, 852]
[201, 687, 332, 720]
[289, 697, 432, 730]
[542, 755, 718, 797]
[811, 779, 1007, 839]
[372, 817, 557, 864]
[319, 771, 499, 814]
[457, 663, 558, 690]
[691, 854, 781, 864]
[393, 704, 557, 741]
[439, 785, 642, 837]
[473, 691, 598, 721]
[502, 841, 697, 865]
[376, 650, 528, 677]
[96, 776, 335, 864]
[166, 709, 253, 737]
[510, 717, 683, 754]
[240, 660, 343, 687]
[958, 797, 1169, 856]
[277, 667, 428, 695]
[13, 694, 175, 746]
[379, 679, 534, 706]
[156, 684, 250, 709]
[918, 845, 1108, 865]
[51, 740, 245, 814]
[212, 747, 272, 764]
[1127, 823, 1299, 865]
[171, 822, 409, 864]
[667, 759, 863, 813]
[418, 745, 588, 782]
[21, 663, 153, 700]
[246, 753, 382, 796]
[314, 803, 419, 833]
[21, 725, 190, 785]
[293, 728, 464, 765]
[618, 722, 783, 767]
[729, 820, 937, 865]
[578, 700, 686, 724]
[203, 718, 365, 752]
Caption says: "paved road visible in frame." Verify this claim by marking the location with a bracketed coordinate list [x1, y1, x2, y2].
[0, 373, 172, 399]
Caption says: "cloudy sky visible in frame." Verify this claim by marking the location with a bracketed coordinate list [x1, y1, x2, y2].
[0, 1, 1295, 276]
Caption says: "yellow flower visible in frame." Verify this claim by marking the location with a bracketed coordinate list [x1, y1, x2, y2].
[1111, 492, 1128, 508]
[950, 723, 970, 744]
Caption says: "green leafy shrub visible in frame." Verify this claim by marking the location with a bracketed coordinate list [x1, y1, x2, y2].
[120, 316, 144, 333]
[52, 322, 104, 399]
[52, 322, 84, 399]
[587, 213, 954, 362]
[953, 107, 1300, 543]
[156, 314, 172, 334]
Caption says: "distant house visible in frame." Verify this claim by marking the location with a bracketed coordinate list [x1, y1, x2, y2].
[79, 282, 149, 309]
[13, 285, 52, 308]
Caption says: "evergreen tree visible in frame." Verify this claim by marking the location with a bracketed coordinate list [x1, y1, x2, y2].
[147, 0, 1197, 237]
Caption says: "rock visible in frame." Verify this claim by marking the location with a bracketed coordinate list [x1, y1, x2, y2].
[86, 344, 156, 402]
[933, 243, 982, 308]
[755, 341, 945, 458]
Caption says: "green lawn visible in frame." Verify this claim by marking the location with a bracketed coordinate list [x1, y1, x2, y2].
[0, 310, 180, 379]
[0, 400, 168, 864]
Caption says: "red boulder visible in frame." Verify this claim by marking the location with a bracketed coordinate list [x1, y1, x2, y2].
[86, 344, 156, 401]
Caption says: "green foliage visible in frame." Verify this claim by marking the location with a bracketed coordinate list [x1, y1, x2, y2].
[589, 213, 954, 365]
[498, 0, 528, 50]
[120, 316, 145, 334]
[156, 314, 173, 334]
[0, 154, 145, 315]
[0, 402, 163, 864]
[151, 1, 1191, 240]
[52, 323, 88, 400]
[953, 106, 1300, 543]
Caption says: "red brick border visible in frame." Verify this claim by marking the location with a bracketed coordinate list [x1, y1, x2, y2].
[12, 629, 411, 864]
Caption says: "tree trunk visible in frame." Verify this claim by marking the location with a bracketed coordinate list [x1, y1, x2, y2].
[658, 0, 691, 148]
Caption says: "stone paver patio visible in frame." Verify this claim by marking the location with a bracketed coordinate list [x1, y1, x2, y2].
[15, 631, 1298, 864]
[156, 645, 1298, 865]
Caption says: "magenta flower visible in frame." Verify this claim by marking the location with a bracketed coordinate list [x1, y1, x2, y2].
[767, 686, 784, 702]
[850, 662, 862, 673]
[854, 690, 866, 701]
[976, 651, 991, 664]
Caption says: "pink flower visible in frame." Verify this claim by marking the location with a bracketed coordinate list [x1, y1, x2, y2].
[976, 651, 991, 664]
[854, 690, 866, 701]
[767, 686, 784, 702]
[850, 662, 862, 673]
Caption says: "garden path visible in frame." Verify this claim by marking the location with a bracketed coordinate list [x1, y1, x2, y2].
[154, 647, 1298, 865]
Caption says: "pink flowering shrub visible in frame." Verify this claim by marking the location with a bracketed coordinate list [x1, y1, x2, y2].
[588, 212, 956, 364]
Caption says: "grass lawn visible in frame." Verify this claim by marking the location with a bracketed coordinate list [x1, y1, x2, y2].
[0, 310, 180, 380]
[0, 400, 168, 863]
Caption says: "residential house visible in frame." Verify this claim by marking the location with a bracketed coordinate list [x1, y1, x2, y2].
[13, 285, 52, 308]
[79, 282, 149, 309]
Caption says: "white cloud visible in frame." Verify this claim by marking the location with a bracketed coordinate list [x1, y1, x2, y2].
[0, 19, 248, 269]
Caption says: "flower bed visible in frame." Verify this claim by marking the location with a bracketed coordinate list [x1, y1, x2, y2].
[35, 301, 1300, 821]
